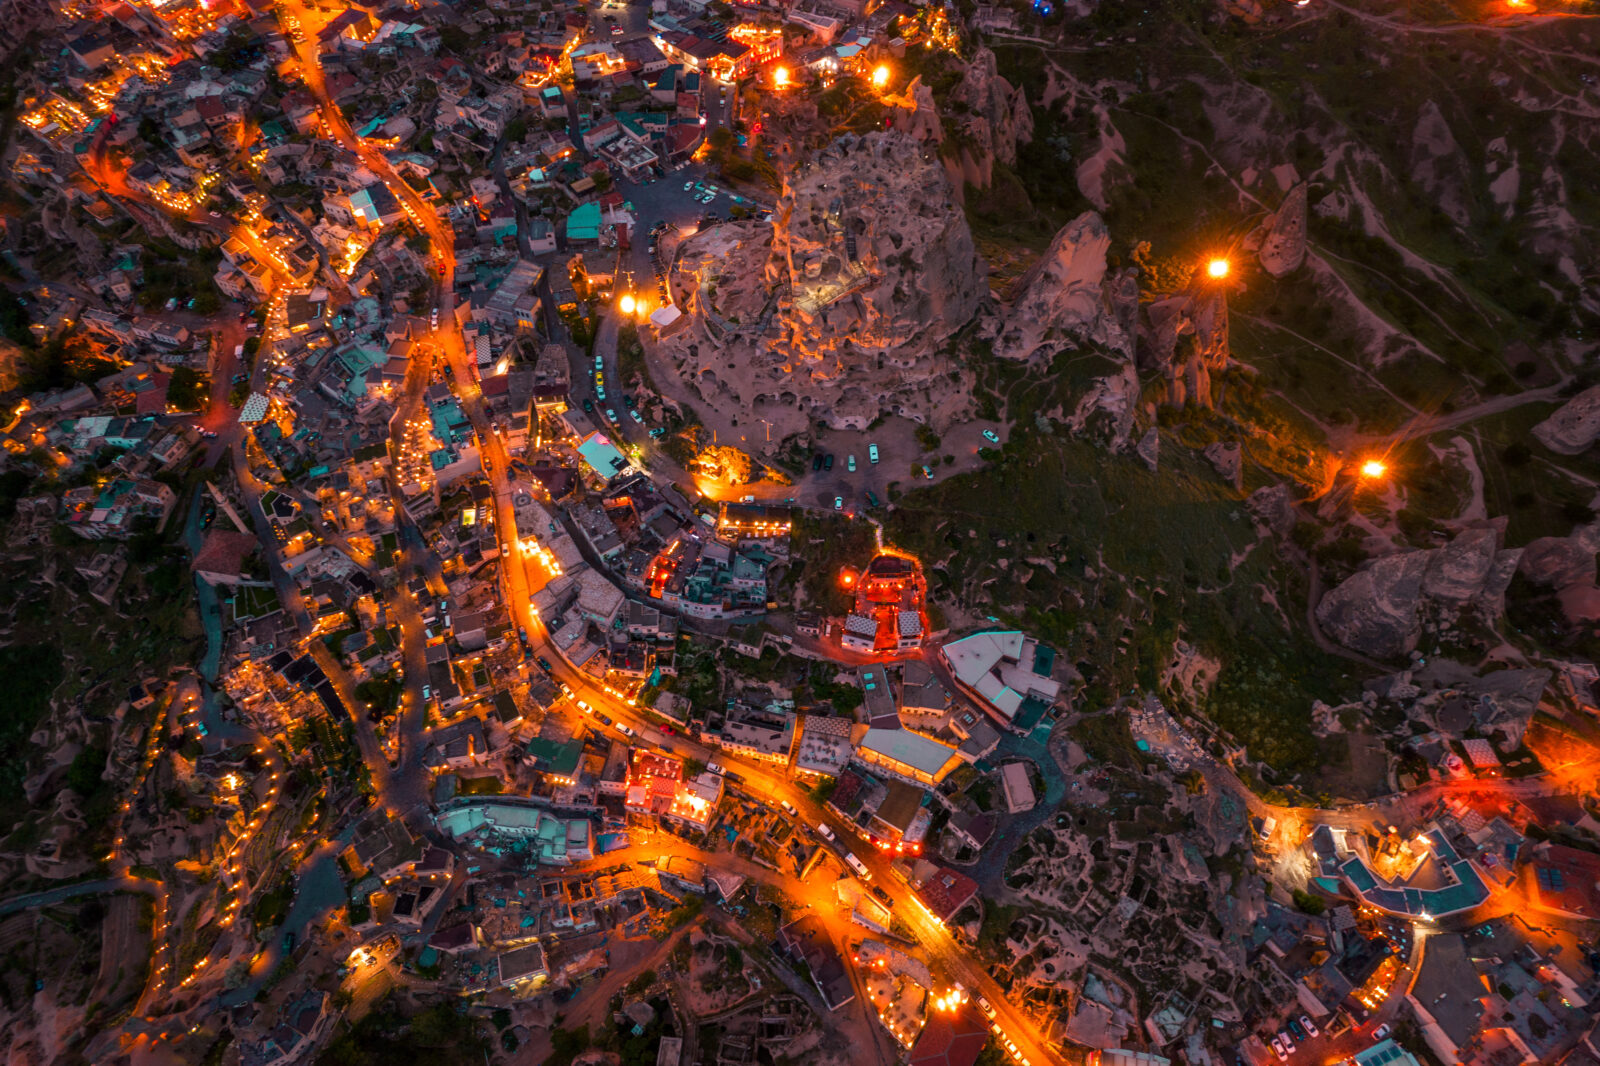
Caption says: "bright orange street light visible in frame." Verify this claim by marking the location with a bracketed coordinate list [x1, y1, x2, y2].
[774, 66, 790, 88]
[1206, 257, 1231, 279]
[871, 64, 890, 88]
[619, 293, 636, 315]
[1360, 459, 1388, 480]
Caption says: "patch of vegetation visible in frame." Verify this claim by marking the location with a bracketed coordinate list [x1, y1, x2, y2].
[889, 418, 1350, 773]
[789, 513, 878, 614]
[252, 872, 295, 933]
[0, 644, 64, 816]
[167, 367, 209, 412]
[316, 994, 487, 1066]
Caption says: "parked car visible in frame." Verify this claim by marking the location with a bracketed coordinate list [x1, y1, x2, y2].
[977, 996, 995, 1018]
[816, 822, 836, 842]
[921, 465, 934, 479]
[583, 398, 595, 412]
[706, 762, 726, 775]
[982, 429, 1000, 443]
[823, 454, 834, 471]
[870, 885, 894, 907]
[598, 714, 613, 726]
[865, 490, 879, 508]
[868, 443, 879, 464]
[630, 410, 644, 424]
[1270, 1038, 1289, 1062]
[576, 700, 593, 714]
[1371, 1025, 1392, 1043]
[1300, 1016, 1319, 1038]
[1277, 1032, 1295, 1055]
[616, 722, 636, 737]
[847, 454, 856, 472]
[605, 408, 618, 422]
[780, 800, 797, 816]
[833, 496, 843, 510]
[812, 453, 824, 472]
[536, 657, 552, 672]
[1288, 1019, 1306, 1042]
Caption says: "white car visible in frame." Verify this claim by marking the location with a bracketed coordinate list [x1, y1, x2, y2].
[616, 722, 636, 737]
[576, 699, 593, 714]
[683, 181, 693, 191]
[816, 822, 836, 842]
[1300, 1016, 1319, 1038]
[780, 800, 797, 816]
[706, 761, 726, 775]
[630, 410, 644, 424]
[978, 996, 995, 1018]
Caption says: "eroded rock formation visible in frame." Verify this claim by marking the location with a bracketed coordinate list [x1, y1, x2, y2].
[992, 211, 1137, 363]
[940, 46, 1033, 191]
[1253, 182, 1307, 277]
[1532, 385, 1600, 456]
[1315, 522, 1522, 659]
[662, 131, 986, 436]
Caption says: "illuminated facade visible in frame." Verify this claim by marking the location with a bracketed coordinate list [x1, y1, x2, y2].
[624, 749, 723, 831]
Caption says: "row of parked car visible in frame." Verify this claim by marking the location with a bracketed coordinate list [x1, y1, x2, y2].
[810, 443, 881, 472]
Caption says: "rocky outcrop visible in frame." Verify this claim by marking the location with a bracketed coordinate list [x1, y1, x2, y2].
[1203, 441, 1243, 491]
[663, 131, 986, 437]
[1138, 287, 1230, 408]
[766, 131, 984, 364]
[1316, 550, 1431, 660]
[1365, 659, 1549, 749]
[887, 76, 943, 147]
[1315, 522, 1521, 659]
[1518, 521, 1600, 621]
[942, 46, 1033, 190]
[1254, 182, 1307, 277]
[1532, 385, 1600, 455]
[991, 211, 1138, 362]
[1062, 362, 1140, 450]
[1136, 427, 1160, 471]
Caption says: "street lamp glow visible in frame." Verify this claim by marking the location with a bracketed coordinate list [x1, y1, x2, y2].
[619, 293, 636, 314]
[1206, 257, 1230, 279]
[871, 64, 890, 88]
[1360, 459, 1388, 480]
[774, 66, 790, 88]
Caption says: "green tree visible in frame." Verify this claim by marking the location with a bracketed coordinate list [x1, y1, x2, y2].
[1291, 889, 1326, 916]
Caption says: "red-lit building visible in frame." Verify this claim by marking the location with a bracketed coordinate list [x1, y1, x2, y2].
[624, 748, 723, 831]
[844, 550, 929, 655]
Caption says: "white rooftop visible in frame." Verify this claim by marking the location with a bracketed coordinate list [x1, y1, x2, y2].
[940, 630, 1059, 720]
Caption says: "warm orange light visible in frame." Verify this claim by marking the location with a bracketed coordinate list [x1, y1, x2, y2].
[871, 64, 890, 88]
[1360, 460, 1388, 479]
[619, 293, 636, 314]
[1206, 258, 1230, 279]
[774, 66, 790, 88]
